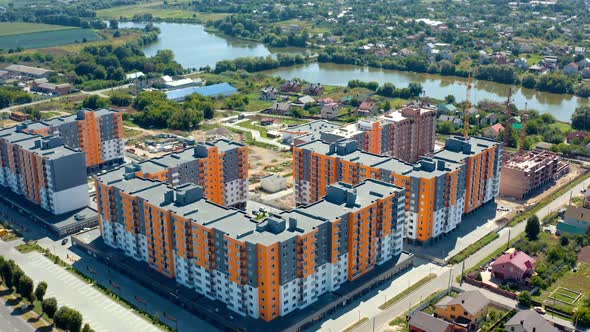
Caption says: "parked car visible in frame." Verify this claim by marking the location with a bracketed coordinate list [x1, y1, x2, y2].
[61, 238, 68, 245]
[534, 306, 546, 314]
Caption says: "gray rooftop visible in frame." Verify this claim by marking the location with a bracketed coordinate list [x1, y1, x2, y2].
[297, 140, 389, 166]
[99, 172, 400, 246]
[436, 290, 490, 315]
[284, 120, 340, 142]
[409, 311, 453, 332]
[0, 126, 80, 160]
[505, 310, 557, 332]
[435, 136, 501, 164]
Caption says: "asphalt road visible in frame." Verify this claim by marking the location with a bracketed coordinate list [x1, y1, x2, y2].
[349, 178, 587, 332]
[0, 300, 33, 332]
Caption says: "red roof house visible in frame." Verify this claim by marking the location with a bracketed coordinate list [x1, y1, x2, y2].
[357, 98, 379, 116]
[491, 250, 536, 281]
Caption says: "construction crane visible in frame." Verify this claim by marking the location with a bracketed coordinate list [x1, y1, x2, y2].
[464, 73, 473, 139]
[503, 88, 513, 147]
[519, 102, 528, 152]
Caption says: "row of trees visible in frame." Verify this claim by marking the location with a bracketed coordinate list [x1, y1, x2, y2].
[214, 54, 306, 74]
[0, 86, 33, 109]
[0, 255, 93, 332]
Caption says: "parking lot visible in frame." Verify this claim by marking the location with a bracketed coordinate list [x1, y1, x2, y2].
[0, 241, 161, 332]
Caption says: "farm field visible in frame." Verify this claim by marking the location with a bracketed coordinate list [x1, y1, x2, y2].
[0, 28, 102, 50]
[97, 1, 229, 22]
[0, 22, 74, 36]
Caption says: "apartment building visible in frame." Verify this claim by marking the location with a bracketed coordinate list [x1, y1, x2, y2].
[24, 108, 124, 170]
[0, 125, 88, 215]
[500, 150, 569, 199]
[106, 139, 248, 208]
[293, 136, 502, 244]
[96, 164, 406, 321]
[320, 104, 436, 163]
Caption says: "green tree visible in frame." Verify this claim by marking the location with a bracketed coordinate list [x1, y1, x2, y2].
[109, 93, 132, 107]
[34, 281, 47, 302]
[82, 95, 109, 110]
[572, 106, 590, 131]
[525, 215, 540, 241]
[54, 306, 83, 332]
[1, 259, 14, 288]
[518, 290, 532, 307]
[82, 323, 94, 332]
[574, 307, 590, 327]
[17, 275, 34, 302]
[522, 74, 537, 89]
[444, 95, 456, 104]
[41, 297, 58, 318]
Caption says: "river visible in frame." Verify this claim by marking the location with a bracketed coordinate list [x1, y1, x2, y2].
[122, 22, 588, 122]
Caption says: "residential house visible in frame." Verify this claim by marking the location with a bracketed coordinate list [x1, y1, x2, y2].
[438, 103, 457, 114]
[304, 83, 324, 96]
[557, 205, 590, 235]
[577, 58, 590, 69]
[491, 250, 536, 282]
[260, 86, 278, 100]
[482, 123, 505, 139]
[515, 58, 529, 70]
[31, 82, 72, 96]
[320, 104, 340, 119]
[268, 102, 291, 115]
[582, 67, 590, 79]
[296, 95, 316, 106]
[564, 62, 579, 75]
[481, 113, 500, 125]
[544, 56, 558, 70]
[409, 311, 455, 332]
[435, 290, 490, 331]
[575, 46, 586, 56]
[518, 43, 534, 54]
[357, 98, 379, 116]
[280, 80, 303, 93]
[504, 309, 558, 332]
[479, 51, 491, 64]
[318, 98, 336, 107]
[492, 52, 510, 65]
[566, 131, 590, 144]
[439, 115, 463, 128]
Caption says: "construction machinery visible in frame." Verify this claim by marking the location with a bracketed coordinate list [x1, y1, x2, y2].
[464, 73, 473, 138]
[519, 102, 529, 152]
[503, 88, 514, 147]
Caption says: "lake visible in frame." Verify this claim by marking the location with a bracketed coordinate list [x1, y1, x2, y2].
[119, 22, 307, 70]
[264, 63, 590, 122]
[122, 22, 588, 122]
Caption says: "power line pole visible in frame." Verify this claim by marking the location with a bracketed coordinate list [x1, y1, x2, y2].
[506, 229, 511, 250]
[460, 260, 465, 286]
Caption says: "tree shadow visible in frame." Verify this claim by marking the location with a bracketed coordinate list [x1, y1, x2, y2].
[35, 325, 54, 332]
[0, 288, 13, 297]
[6, 296, 21, 307]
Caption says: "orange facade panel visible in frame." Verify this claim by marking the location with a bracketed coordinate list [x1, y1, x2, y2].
[257, 243, 281, 321]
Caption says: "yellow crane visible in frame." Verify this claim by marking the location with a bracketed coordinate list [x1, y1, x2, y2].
[464, 73, 473, 139]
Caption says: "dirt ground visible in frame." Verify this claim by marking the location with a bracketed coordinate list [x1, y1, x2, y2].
[248, 145, 293, 184]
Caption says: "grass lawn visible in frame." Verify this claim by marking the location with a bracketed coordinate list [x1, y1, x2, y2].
[97, 2, 229, 22]
[343, 317, 369, 332]
[526, 54, 544, 66]
[379, 274, 437, 310]
[0, 22, 74, 36]
[551, 121, 572, 134]
[272, 19, 331, 34]
[536, 262, 590, 309]
[124, 127, 144, 138]
[237, 120, 270, 138]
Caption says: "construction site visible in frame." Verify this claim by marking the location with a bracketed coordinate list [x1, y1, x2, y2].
[500, 150, 571, 200]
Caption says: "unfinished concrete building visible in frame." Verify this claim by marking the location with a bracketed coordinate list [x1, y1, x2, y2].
[500, 150, 569, 199]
